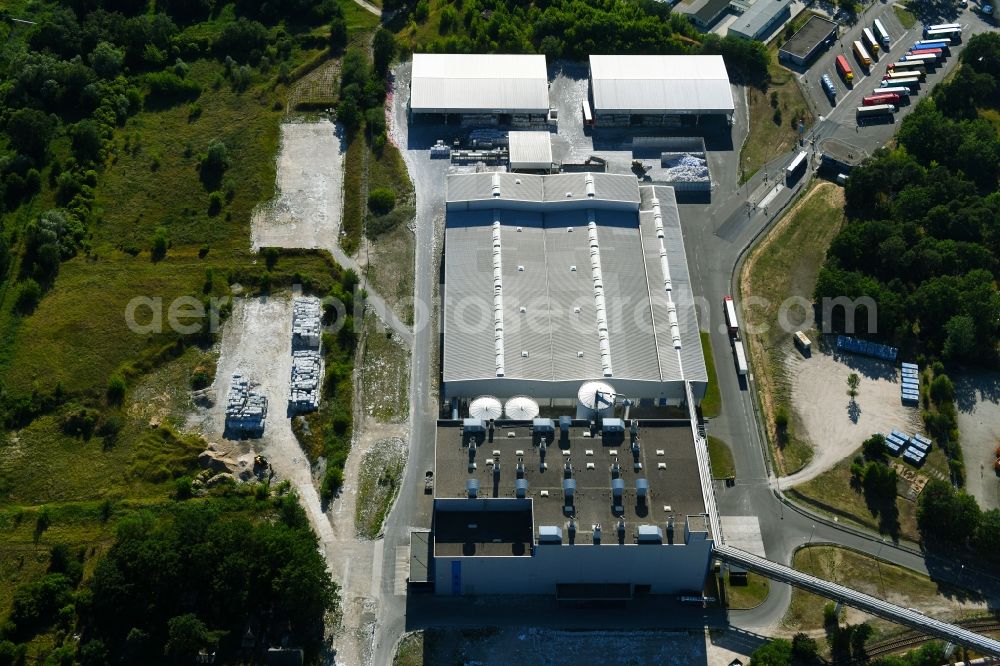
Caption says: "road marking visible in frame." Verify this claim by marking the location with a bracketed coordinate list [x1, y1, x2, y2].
[394, 546, 409, 596]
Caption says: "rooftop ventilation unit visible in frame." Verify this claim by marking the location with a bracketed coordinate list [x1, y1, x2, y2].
[515, 478, 528, 498]
[637, 524, 663, 544]
[538, 525, 562, 544]
[491, 172, 501, 198]
[585, 174, 596, 198]
[492, 220, 505, 376]
[611, 477, 625, 498]
[592, 523, 602, 545]
[563, 478, 577, 499]
[466, 478, 479, 499]
[636, 478, 649, 502]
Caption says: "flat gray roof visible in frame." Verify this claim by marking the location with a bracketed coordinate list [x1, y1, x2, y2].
[442, 177, 707, 397]
[729, 0, 793, 40]
[508, 131, 554, 169]
[434, 421, 707, 548]
[589, 55, 735, 115]
[779, 14, 838, 59]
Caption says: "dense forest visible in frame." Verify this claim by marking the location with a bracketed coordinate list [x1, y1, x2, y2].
[392, 0, 771, 85]
[814, 32, 1000, 365]
[0, 490, 337, 664]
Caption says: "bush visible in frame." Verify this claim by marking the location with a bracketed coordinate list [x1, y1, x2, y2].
[321, 466, 344, 500]
[107, 374, 127, 405]
[175, 476, 193, 499]
[366, 205, 414, 239]
[207, 191, 223, 216]
[367, 187, 396, 215]
[145, 71, 202, 105]
[151, 227, 169, 261]
[199, 140, 230, 190]
[14, 279, 43, 314]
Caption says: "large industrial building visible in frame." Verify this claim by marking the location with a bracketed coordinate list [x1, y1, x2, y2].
[442, 173, 708, 407]
[727, 0, 794, 41]
[409, 53, 550, 125]
[588, 55, 736, 126]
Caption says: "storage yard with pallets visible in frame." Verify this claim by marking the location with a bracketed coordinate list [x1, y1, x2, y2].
[225, 373, 269, 438]
[289, 298, 324, 414]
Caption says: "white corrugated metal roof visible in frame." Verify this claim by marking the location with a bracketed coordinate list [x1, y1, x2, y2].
[508, 131, 553, 169]
[589, 55, 735, 114]
[411, 53, 549, 113]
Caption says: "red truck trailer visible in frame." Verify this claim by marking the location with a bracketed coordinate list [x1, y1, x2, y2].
[836, 54, 854, 83]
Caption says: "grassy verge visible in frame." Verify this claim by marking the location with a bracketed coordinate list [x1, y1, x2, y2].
[700, 331, 722, 419]
[708, 435, 736, 479]
[355, 437, 407, 539]
[894, 5, 918, 29]
[341, 136, 367, 255]
[783, 545, 974, 633]
[787, 456, 921, 543]
[360, 311, 410, 422]
[726, 573, 770, 610]
[740, 52, 814, 182]
[394, 632, 424, 666]
[740, 182, 846, 476]
[365, 142, 416, 324]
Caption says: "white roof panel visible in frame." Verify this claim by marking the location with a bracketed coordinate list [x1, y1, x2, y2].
[411, 53, 549, 114]
[508, 131, 553, 169]
[589, 55, 735, 115]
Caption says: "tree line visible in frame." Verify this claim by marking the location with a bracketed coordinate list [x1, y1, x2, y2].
[394, 0, 771, 86]
[814, 32, 1000, 365]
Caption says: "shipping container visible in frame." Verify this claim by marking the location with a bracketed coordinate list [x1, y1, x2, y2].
[794, 331, 812, 353]
[863, 93, 901, 105]
[856, 103, 896, 118]
[836, 54, 854, 82]
[821, 73, 837, 102]
[786, 150, 809, 183]
[582, 100, 593, 126]
[853, 40, 872, 66]
[734, 340, 748, 376]
[875, 86, 911, 97]
[874, 19, 891, 47]
[723, 296, 739, 335]
[863, 28, 881, 54]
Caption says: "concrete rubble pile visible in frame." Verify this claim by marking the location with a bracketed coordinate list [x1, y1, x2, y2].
[289, 297, 324, 413]
[225, 372, 268, 436]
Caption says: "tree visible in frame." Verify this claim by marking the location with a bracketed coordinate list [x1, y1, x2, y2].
[943, 314, 977, 362]
[6, 108, 58, 164]
[862, 433, 886, 462]
[329, 16, 347, 52]
[847, 373, 860, 398]
[749, 638, 792, 665]
[151, 227, 170, 261]
[791, 633, 818, 663]
[372, 28, 397, 77]
[368, 187, 396, 215]
[862, 461, 897, 504]
[164, 614, 212, 659]
[917, 479, 981, 543]
[14, 279, 43, 315]
[929, 373, 955, 405]
[200, 140, 229, 189]
[974, 508, 1000, 561]
[90, 41, 125, 79]
[71, 120, 104, 164]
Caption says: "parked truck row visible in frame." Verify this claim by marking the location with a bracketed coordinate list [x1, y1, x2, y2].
[723, 296, 748, 377]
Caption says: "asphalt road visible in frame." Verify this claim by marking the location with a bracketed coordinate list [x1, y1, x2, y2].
[366, 11, 1000, 658]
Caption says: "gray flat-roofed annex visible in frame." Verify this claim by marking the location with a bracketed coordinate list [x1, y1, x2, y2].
[508, 131, 554, 170]
[778, 15, 838, 65]
[443, 173, 707, 402]
[589, 55, 735, 116]
[410, 53, 549, 115]
[728, 0, 793, 41]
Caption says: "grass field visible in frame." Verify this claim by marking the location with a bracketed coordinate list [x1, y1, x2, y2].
[787, 456, 921, 543]
[894, 5, 918, 29]
[708, 435, 736, 479]
[783, 545, 974, 634]
[700, 331, 722, 419]
[740, 53, 814, 182]
[740, 182, 846, 476]
[726, 573, 770, 610]
[360, 312, 410, 423]
[355, 437, 407, 539]
[394, 632, 424, 666]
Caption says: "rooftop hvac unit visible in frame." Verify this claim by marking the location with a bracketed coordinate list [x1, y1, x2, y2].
[515, 478, 528, 498]
[466, 478, 480, 499]
[563, 479, 577, 498]
[462, 418, 487, 433]
[538, 525, 563, 544]
[532, 418, 556, 434]
[637, 524, 663, 544]
[592, 524, 602, 544]
[602, 418, 625, 433]
[611, 478, 625, 497]
[636, 478, 649, 498]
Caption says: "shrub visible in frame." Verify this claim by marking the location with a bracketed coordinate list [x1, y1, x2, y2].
[175, 476, 193, 499]
[207, 191, 223, 216]
[151, 227, 169, 261]
[367, 187, 396, 215]
[321, 466, 344, 500]
[107, 374, 127, 404]
[145, 71, 202, 105]
[14, 279, 43, 314]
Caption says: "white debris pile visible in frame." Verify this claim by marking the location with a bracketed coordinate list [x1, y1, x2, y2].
[225, 373, 268, 437]
[661, 152, 710, 182]
[289, 350, 323, 413]
[292, 298, 322, 349]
